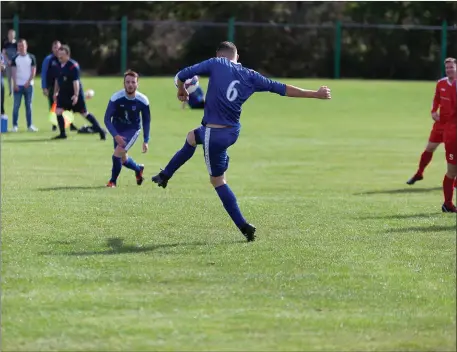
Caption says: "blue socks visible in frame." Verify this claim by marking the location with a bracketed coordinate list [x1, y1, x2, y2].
[215, 184, 246, 229]
[123, 157, 141, 172]
[110, 155, 122, 183]
[163, 140, 196, 178]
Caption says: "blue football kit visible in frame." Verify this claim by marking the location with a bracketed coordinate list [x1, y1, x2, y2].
[104, 89, 151, 152]
[176, 57, 286, 177]
[152, 55, 288, 241]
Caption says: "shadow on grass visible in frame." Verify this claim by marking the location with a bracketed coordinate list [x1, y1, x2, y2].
[355, 187, 441, 196]
[1, 137, 56, 143]
[41, 237, 246, 256]
[359, 213, 438, 220]
[38, 186, 107, 191]
[385, 225, 456, 234]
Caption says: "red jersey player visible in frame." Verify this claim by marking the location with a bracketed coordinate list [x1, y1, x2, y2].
[441, 58, 457, 213]
[407, 58, 456, 185]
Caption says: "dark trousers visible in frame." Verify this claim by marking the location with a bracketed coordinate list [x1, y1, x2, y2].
[1, 77, 5, 115]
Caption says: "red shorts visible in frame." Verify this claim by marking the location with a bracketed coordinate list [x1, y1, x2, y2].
[444, 128, 457, 165]
[428, 122, 445, 143]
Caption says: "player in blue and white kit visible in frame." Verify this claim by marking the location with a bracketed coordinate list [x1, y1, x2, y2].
[152, 42, 331, 242]
[104, 70, 151, 188]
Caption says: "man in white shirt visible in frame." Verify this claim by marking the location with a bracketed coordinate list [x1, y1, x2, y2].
[11, 38, 38, 132]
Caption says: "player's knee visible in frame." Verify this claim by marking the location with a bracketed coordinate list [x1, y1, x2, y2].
[55, 108, 64, 115]
[210, 175, 226, 188]
[121, 153, 128, 164]
[113, 146, 126, 158]
[186, 130, 197, 147]
[426, 142, 439, 152]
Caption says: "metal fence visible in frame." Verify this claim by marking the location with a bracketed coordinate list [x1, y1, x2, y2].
[2, 16, 456, 79]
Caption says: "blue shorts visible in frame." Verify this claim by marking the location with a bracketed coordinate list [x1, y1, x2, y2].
[113, 129, 141, 152]
[194, 125, 240, 177]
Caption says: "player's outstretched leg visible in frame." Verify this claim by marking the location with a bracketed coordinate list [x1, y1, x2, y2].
[152, 131, 197, 188]
[212, 176, 256, 242]
[122, 154, 145, 186]
[407, 142, 439, 185]
[83, 112, 106, 140]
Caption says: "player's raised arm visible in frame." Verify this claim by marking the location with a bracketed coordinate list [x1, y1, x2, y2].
[176, 58, 216, 84]
[251, 70, 331, 99]
[103, 100, 119, 137]
[285, 84, 331, 99]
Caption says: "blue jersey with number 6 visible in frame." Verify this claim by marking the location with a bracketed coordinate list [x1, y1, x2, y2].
[177, 57, 286, 127]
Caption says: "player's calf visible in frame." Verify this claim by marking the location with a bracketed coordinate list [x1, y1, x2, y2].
[442, 163, 457, 213]
[82, 111, 106, 140]
[211, 175, 254, 242]
[53, 107, 67, 139]
[109, 154, 123, 186]
[121, 153, 144, 185]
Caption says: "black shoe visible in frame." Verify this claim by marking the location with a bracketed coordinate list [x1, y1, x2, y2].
[99, 130, 106, 140]
[70, 124, 78, 131]
[52, 125, 57, 132]
[442, 203, 457, 213]
[52, 134, 67, 140]
[406, 174, 423, 185]
[136, 165, 145, 185]
[151, 170, 169, 189]
[240, 223, 256, 242]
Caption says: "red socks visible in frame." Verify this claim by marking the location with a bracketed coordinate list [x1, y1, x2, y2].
[443, 175, 455, 206]
[417, 151, 433, 176]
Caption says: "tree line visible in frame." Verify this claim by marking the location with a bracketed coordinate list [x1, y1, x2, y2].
[1, 1, 456, 80]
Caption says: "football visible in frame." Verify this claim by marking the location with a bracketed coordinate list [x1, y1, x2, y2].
[85, 89, 95, 99]
[174, 74, 199, 94]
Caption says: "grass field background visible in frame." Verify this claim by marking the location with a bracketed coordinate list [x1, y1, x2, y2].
[1, 78, 456, 351]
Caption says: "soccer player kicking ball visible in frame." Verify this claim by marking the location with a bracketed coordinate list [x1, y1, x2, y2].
[152, 42, 331, 242]
[407, 58, 456, 186]
[104, 70, 151, 188]
[53, 45, 105, 140]
[441, 74, 457, 213]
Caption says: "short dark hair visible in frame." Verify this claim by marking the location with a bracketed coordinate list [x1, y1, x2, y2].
[59, 45, 71, 55]
[17, 38, 27, 44]
[124, 69, 139, 80]
[52, 40, 61, 46]
[216, 41, 237, 56]
[444, 57, 456, 65]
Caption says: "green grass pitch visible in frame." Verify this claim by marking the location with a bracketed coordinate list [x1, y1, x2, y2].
[1, 78, 456, 351]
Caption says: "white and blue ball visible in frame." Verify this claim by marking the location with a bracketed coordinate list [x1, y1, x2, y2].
[174, 74, 199, 94]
